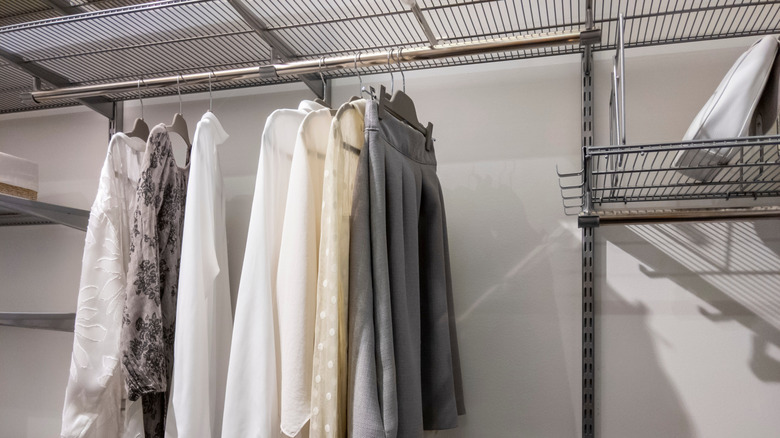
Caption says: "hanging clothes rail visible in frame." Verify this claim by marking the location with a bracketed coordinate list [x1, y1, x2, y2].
[27, 29, 598, 103]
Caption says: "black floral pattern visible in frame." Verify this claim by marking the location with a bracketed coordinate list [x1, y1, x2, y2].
[121, 127, 189, 438]
[133, 260, 160, 304]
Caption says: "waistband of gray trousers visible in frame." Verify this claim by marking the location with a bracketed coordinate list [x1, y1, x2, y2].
[365, 100, 437, 166]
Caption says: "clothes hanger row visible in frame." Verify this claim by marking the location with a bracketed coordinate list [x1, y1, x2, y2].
[375, 48, 433, 144]
[129, 51, 429, 147]
[124, 80, 150, 141]
[335, 48, 432, 144]
[124, 76, 196, 159]
[165, 75, 192, 153]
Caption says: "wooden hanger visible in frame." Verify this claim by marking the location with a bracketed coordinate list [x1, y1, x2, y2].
[125, 79, 150, 142]
[124, 117, 149, 142]
[165, 112, 191, 149]
[166, 76, 193, 160]
[313, 97, 330, 108]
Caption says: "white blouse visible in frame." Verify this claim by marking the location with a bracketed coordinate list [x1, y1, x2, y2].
[61, 133, 145, 438]
[310, 99, 366, 438]
[222, 100, 327, 438]
[277, 107, 335, 437]
[166, 112, 232, 437]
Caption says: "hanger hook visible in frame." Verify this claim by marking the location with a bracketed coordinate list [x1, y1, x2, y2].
[319, 57, 326, 94]
[395, 47, 406, 93]
[387, 49, 394, 95]
[354, 52, 363, 95]
[176, 75, 183, 114]
[137, 78, 145, 120]
[208, 71, 214, 112]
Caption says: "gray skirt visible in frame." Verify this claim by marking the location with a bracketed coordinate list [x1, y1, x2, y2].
[348, 101, 465, 438]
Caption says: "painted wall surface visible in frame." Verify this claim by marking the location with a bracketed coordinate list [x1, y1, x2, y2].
[1, 37, 779, 437]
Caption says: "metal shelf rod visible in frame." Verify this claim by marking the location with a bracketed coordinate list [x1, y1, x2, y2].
[596, 207, 780, 225]
[28, 30, 591, 103]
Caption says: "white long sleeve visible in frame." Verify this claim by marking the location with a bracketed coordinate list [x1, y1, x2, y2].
[222, 100, 326, 438]
[166, 112, 232, 438]
[61, 134, 145, 438]
[278, 107, 334, 437]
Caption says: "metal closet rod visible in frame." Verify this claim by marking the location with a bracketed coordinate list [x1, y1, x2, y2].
[28, 29, 597, 103]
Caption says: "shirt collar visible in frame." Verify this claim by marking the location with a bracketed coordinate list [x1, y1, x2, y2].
[199, 111, 230, 145]
[298, 99, 328, 113]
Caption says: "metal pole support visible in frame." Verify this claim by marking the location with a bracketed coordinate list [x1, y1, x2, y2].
[109, 101, 124, 139]
[581, 222, 596, 438]
[581, 2, 597, 436]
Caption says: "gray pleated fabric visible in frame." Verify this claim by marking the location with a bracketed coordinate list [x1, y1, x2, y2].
[348, 101, 465, 438]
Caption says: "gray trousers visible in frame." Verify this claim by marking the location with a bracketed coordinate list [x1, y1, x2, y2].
[348, 101, 465, 438]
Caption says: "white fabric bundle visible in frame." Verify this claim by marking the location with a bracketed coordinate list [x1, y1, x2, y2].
[674, 35, 779, 181]
[0, 151, 38, 197]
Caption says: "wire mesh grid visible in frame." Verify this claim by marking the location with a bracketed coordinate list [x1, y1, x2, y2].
[0, 0, 778, 114]
[588, 136, 780, 205]
[595, 1, 780, 52]
[0, 0, 151, 27]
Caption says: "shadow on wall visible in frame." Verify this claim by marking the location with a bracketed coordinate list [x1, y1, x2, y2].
[612, 221, 780, 384]
[597, 274, 694, 437]
[225, 192, 253, 313]
[429, 161, 577, 437]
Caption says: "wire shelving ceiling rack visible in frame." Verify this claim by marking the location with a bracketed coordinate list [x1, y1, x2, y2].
[1, 0, 779, 114]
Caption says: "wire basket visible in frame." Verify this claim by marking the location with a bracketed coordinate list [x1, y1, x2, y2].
[588, 135, 780, 205]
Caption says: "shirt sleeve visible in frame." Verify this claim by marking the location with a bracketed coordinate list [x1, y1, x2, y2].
[277, 124, 320, 437]
[167, 118, 222, 436]
[121, 157, 165, 401]
[61, 208, 127, 438]
[221, 114, 281, 438]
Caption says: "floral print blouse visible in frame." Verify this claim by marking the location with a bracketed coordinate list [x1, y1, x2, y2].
[121, 125, 189, 438]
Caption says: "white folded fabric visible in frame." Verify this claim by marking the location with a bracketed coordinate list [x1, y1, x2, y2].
[674, 35, 779, 181]
[0, 151, 38, 192]
[751, 42, 780, 136]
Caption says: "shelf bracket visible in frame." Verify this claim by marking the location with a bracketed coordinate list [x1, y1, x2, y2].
[110, 101, 124, 138]
[0, 194, 89, 231]
[582, 0, 596, 75]
[578, 215, 600, 229]
[39, 0, 88, 15]
[0, 312, 75, 332]
[406, 0, 439, 47]
[0, 47, 114, 119]
[227, 0, 326, 100]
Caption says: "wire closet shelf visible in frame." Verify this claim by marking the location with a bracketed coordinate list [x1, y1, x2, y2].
[1, 0, 779, 113]
[590, 135, 780, 204]
[556, 137, 780, 219]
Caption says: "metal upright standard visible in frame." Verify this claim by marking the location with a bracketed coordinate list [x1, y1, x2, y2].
[580, 4, 597, 434]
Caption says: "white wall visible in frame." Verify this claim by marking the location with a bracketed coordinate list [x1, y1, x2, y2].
[2, 37, 779, 437]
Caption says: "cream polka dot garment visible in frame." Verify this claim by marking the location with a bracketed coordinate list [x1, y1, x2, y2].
[310, 99, 366, 438]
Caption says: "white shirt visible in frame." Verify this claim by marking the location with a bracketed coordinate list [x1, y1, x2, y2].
[278, 107, 335, 437]
[222, 100, 327, 438]
[166, 112, 232, 437]
[61, 133, 145, 438]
